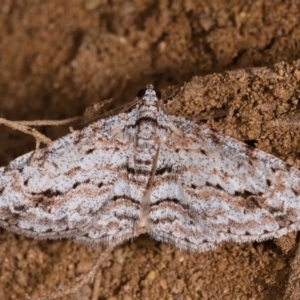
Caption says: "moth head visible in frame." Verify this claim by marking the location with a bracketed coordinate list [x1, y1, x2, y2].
[137, 84, 161, 105]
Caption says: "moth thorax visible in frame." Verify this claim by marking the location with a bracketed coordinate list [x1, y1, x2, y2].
[138, 105, 159, 120]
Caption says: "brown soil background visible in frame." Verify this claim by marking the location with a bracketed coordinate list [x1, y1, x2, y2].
[1, 1, 300, 299]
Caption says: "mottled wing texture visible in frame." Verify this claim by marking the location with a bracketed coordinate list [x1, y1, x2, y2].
[149, 116, 300, 252]
[0, 113, 140, 246]
[3, 90, 300, 254]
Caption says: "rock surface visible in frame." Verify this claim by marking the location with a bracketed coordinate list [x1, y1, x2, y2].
[1, 1, 300, 299]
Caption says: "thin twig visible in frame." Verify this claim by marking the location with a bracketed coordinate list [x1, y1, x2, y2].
[27, 247, 113, 300]
[0, 118, 52, 145]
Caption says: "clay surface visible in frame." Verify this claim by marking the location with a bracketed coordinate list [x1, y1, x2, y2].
[1, 1, 300, 299]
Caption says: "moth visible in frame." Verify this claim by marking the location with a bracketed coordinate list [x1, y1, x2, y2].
[1, 85, 300, 299]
